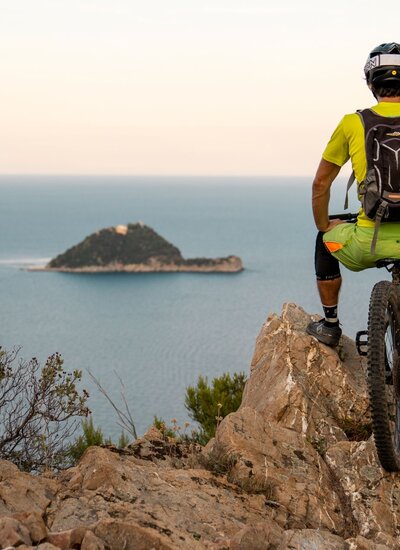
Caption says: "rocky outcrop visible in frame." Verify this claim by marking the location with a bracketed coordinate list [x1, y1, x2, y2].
[206, 304, 389, 548]
[1, 304, 400, 548]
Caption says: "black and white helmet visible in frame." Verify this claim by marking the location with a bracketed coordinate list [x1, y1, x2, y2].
[364, 42, 400, 86]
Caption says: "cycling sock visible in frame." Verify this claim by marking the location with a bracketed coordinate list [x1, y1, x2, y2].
[322, 304, 338, 326]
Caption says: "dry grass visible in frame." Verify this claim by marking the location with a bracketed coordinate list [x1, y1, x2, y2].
[337, 416, 372, 441]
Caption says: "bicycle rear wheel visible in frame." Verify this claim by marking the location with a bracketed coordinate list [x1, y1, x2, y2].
[367, 280, 400, 471]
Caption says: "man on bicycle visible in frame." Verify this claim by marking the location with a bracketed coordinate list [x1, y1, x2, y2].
[307, 42, 400, 347]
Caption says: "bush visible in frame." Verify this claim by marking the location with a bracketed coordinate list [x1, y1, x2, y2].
[68, 416, 107, 462]
[68, 417, 130, 463]
[118, 431, 130, 448]
[0, 347, 89, 472]
[185, 372, 247, 445]
[153, 415, 177, 438]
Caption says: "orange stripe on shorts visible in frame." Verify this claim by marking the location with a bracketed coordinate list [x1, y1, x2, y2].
[324, 241, 343, 253]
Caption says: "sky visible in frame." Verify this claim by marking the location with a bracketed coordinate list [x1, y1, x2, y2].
[1, 0, 400, 176]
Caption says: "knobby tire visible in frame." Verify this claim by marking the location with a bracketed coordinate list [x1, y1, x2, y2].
[367, 280, 400, 471]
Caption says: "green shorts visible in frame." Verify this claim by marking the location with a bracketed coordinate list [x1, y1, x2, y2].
[323, 223, 400, 272]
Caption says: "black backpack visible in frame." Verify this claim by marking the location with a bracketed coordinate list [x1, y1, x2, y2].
[345, 108, 400, 252]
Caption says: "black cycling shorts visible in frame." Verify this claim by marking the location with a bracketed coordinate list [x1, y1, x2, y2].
[314, 231, 341, 281]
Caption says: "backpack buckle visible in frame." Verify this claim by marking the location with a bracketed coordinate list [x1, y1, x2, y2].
[356, 330, 368, 356]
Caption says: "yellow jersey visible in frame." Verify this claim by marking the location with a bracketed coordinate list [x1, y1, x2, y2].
[322, 102, 400, 227]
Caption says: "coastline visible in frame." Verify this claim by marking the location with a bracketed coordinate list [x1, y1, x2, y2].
[28, 256, 244, 273]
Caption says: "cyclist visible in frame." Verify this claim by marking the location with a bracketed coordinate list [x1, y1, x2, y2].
[307, 42, 400, 347]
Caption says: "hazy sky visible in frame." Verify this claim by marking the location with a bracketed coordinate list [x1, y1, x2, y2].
[1, 0, 400, 176]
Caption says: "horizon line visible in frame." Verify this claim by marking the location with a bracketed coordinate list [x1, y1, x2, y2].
[0, 173, 315, 179]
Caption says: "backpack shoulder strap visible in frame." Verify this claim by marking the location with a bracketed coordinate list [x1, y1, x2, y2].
[343, 110, 364, 210]
[357, 108, 376, 127]
[371, 201, 388, 254]
[344, 172, 355, 210]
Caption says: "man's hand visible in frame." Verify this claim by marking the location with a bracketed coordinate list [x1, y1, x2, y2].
[312, 159, 342, 231]
[323, 218, 345, 233]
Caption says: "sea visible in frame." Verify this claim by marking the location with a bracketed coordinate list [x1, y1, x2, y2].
[0, 176, 390, 440]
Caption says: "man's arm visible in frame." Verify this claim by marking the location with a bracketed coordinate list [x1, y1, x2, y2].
[312, 158, 342, 232]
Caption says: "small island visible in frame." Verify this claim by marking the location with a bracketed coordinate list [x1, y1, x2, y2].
[32, 223, 243, 273]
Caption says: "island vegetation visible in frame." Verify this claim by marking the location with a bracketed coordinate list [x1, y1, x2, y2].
[40, 222, 243, 273]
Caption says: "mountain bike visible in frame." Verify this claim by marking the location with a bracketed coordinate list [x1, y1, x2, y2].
[329, 213, 400, 471]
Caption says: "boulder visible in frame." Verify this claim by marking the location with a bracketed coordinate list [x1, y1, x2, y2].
[0, 516, 32, 547]
[12, 511, 48, 543]
[0, 459, 57, 516]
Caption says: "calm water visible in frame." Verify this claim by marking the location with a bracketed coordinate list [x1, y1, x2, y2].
[0, 176, 388, 438]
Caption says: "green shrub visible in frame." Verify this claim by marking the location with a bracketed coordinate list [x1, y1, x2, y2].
[118, 431, 130, 448]
[68, 417, 106, 462]
[68, 416, 129, 462]
[153, 415, 176, 438]
[185, 372, 247, 445]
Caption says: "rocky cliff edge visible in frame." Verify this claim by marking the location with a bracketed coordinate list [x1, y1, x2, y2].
[1, 304, 399, 549]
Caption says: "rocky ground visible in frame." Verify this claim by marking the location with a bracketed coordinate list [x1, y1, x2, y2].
[1, 304, 400, 549]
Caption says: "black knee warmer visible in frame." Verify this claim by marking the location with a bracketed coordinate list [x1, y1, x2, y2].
[314, 231, 341, 281]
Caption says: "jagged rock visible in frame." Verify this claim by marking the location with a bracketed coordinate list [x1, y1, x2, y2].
[93, 519, 175, 550]
[1, 303, 400, 548]
[46, 446, 268, 547]
[245, 303, 369, 447]
[0, 459, 57, 515]
[0, 516, 32, 547]
[346, 535, 392, 549]
[47, 527, 92, 549]
[81, 530, 106, 550]
[12, 511, 48, 543]
[282, 528, 351, 548]
[205, 303, 400, 547]
[126, 426, 201, 465]
[325, 439, 400, 544]
[228, 518, 284, 549]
